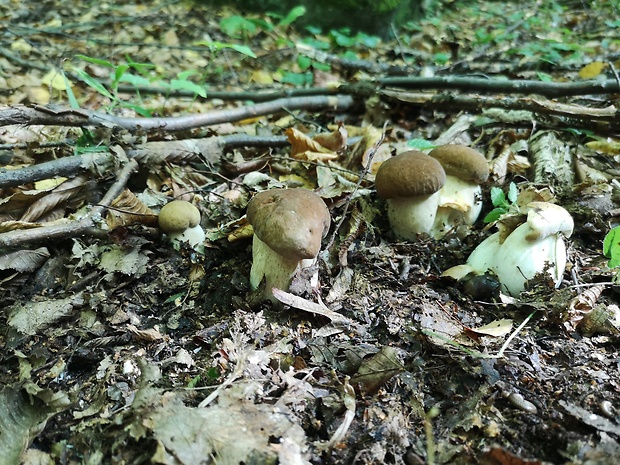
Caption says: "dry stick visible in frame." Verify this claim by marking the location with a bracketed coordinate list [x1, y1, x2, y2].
[0, 95, 355, 132]
[124, 75, 620, 102]
[0, 135, 291, 189]
[0, 159, 138, 248]
[379, 76, 620, 98]
[382, 90, 620, 134]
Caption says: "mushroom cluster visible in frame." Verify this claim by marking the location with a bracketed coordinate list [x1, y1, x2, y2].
[246, 188, 331, 302]
[375, 145, 489, 240]
[443, 202, 574, 296]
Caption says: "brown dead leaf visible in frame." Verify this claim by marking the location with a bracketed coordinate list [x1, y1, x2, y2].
[466, 319, 513, 338]
[20, 174, 88, 222]
[349, 346, 404, 394]
[0, 247, 49, 272]
[106, 189, 157, 229]
[312, 123, 348, 152]
[285, 127, 337, 161]
[127, 324, 164, 342]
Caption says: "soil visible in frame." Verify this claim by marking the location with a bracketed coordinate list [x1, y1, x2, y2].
[1, 1, 619, 464]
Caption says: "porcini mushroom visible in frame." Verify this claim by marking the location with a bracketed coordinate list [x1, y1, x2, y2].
[247, 188, 331, 302]
[375, 151, 446, 240]
[428, 144, 489, 238]
[158, 200, 205, 250]
[444, 201, 574, 296]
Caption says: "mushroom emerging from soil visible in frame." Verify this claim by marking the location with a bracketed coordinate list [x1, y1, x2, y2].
[444, 202, 574, 296]
[158, 200, 205, 250]
[247, 188, 331, 302]
[428, 144, 489, 238]
[375, 150, 446, 240]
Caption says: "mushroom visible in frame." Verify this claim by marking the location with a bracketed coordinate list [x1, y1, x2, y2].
[428, 144, 489, 238]
[375, 151, 446, 240]
[158, 200, 205, 250]
[444, 201, 574, 296]
[246, 188, 331, 302]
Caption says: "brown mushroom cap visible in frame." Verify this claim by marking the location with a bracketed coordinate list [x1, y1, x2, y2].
[247, 188, 331, 260]
[428, 145, 489, 184]
[375, 150, 446, 199]
[158, 200, 201, 233]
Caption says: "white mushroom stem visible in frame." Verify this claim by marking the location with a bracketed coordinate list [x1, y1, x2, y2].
[459, 202, 573, 296]
[490, 222, 567, 296]
[431, 176, 482, 238]
[168, 225, 206, 251]
[466, 232, 502, 275]
[386, 192, 440, 240]
[250, 235, 315, 301]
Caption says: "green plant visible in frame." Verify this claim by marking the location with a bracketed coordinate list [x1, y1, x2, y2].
[603, 226, 620, 269]
[483, 182, 518, 223]
[71, 55, 157, 116]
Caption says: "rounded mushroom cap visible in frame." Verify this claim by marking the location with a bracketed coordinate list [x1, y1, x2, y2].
[428, 145, 489, 184]
[375, 150, 446, 199]
[158, 200, 201, 233]
[247, 188, 331, 260]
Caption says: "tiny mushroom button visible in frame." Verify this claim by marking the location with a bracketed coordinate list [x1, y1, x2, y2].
[247, 188, 331, 302]
[375, 150, 446, 241]
[158, 200, 205, 250]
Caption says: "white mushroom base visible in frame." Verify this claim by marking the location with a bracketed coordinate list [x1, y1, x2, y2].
[386, 192, 440, 241]
[168, 225, 206, 252]
[466, 223, 567, 296]
[250, 235, 316, 302]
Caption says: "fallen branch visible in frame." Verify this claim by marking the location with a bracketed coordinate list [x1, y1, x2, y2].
[0, 95, 355, 132]
[379, 76, 620, 98]
[383, 89, 620, 134]
[0, 135, 290, 189]
[0, 159, 138, 248]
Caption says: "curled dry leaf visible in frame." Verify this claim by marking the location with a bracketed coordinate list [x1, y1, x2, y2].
[20, 174, 88, 222]
[285, 127, 338, 161]
[106, 189, 157, 229]
[312, 123, 348, 152]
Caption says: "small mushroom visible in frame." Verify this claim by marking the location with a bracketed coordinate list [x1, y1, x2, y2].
[247, 188, 331, 302]
[158, 200, 205, 250]
[445, 201, 574, 296]
[428, 144, 489, 238]
[375, 151, 446, 240]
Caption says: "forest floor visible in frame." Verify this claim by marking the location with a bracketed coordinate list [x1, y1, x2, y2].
[1, 0, 620, 464]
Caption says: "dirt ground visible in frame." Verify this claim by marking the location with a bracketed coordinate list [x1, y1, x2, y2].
[1, 0, 619, 464]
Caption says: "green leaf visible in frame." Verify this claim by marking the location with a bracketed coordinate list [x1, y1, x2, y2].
[603, 226, 620, 268]
[407, 139, 436, 150]
[483, 208, 504, 224]
[119, 73, 152, 87]
[297, 55, 312, 71]
[169, 79, 207, 98]
[219, 15, 256, 38]
[72, 68, 115, 100]
[490, 186, 506, 207]
[277, 6, 306, 28]
[61, 72, 80, 109]
[280, 71, 313, 86]
[230, 44, 256, 58]
[507, 182, 518, 203]
[75, 54, 115, 68]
